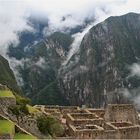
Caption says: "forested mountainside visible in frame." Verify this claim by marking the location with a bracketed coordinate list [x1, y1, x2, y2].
[0, 55, 20, 94]
[59, 13, 140, 107]
[8, 13, 140, 107]
[9, 31, 73, 105]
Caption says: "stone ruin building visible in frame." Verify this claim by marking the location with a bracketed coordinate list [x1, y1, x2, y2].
[0, 84, 139, 139]
[35, 104, 140, 139]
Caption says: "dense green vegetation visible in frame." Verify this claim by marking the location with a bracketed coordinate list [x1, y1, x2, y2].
[33, 81, 69, 105]
[9, 104, 29, 118]
[9, 94, 31, 116]
[48, 32, 73, 51]
[26, 105, 40, 114]
[14, 133, 36, 139]
[14, 31, 72, 105]
[0, 120, 14, 134]
[0, 55, 20, 94]
[37, 115, 64, 137]
[0, 90, 15, 98]
[15, 94, 30, 106]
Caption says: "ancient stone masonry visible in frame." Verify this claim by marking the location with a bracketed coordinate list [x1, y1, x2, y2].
[66, 113, 104, 126]
[0, 134, 11, 139]
[0, 86, 140, 140]
[104, 104, 139, 124]
[0, 97, 16, 110]
[0, 86, 45, 139]
[86, 109, 105, 118]
[36, 104, 140, 139]
[0, 84, 9, 90]
[0, 114, 36, 139]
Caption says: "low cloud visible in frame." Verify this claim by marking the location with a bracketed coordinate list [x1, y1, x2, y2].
[134, 96, 140, 110]
[0, 1, 33, 56]
[1, 0, 140, 57]
[63, 23, 94, 65]
[128, 63, 140, 77]
[1, 0, 140, 86]
[0, 0, 140, 55]
[8, 57, 30, 86]
[35, 57, 46, 69]
[120, 87, 140, 110]
[119, 63, 140, 110]
[119, 88, 132, 99]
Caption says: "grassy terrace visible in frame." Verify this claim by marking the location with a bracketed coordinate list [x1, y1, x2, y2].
[0, 90, 15, 98]
[14, 133, 37, 139]
[0, 120, 14, 134]
[26, 105, 40, 114]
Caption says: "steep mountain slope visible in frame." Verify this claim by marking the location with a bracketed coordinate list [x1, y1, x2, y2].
[15, 32, 72, 105]
[7, 12, 140, 107]
[0, 55, 20, 93]
[59, 13, 140, 107]
[7, 16, 94, 105]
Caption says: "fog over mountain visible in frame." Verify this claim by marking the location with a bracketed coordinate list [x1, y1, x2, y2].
[1, 0, 140, 58]
[0, 0, 139, 81]
[1, 0, 140, 107]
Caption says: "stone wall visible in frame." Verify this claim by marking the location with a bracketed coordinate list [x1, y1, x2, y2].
[15, 115, 44, 138]
[4, 112, 45, 138]
[117, 126, 140, 139]
[75, 129, 104, 139]
[103, 122, 140, 139]
[70, 113, 98, 119]
[68, 122, 140, 139]
[44, 105, 79, 110]
[0, 97, 16, 116]
[1, 102, 139, 139]
[0, 84, 9, 90]
[0, 97, 16, 107]
[104, 130, 118, 139]
[61, 109, 86, 114]
[66, 104, 140, 139]
[104, 104, 139, 124]
[66, 113, 104, 126]
[86, 109, 105, 118]
[0, 134, 11, 139]
[68, 124, 104, 139]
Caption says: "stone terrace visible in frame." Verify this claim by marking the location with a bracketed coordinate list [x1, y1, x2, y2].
[86, 109, 105, 118]
[35, 104, 140, 139]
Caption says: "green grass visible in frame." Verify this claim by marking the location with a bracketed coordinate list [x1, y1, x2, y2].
[26, 105, 40, 114]
[14, 133, 37, 139]
[0, 120, 14, 134]
[0, 90, 15, 98]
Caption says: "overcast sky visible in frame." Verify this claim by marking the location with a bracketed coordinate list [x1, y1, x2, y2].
[0, 0, 140, 86]
[0, 0, 140, 56]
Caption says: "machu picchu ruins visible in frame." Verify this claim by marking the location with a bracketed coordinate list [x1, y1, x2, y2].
[35, 104, 140, 139]
[0, 84, 140, 139]
[2, 1, 140, 139]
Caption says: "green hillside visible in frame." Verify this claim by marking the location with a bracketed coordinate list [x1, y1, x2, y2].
[0, 55, 20, 94]
[0, 120, 14, 134]
[0, 90, 15, 98]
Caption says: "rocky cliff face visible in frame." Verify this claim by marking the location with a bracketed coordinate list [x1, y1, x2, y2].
[7, 13, 140, 107]
[59, 13, 140, 107]
[13, 32, 72, 105]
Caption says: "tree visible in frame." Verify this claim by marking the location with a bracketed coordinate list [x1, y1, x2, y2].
[37, 115, 64, 137]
